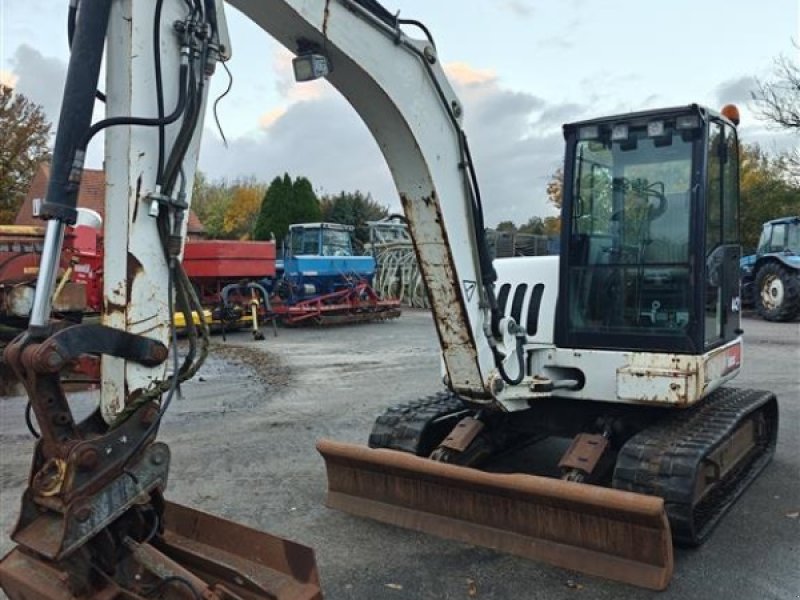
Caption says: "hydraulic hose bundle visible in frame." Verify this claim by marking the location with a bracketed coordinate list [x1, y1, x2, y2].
[28, 0, 227, 427]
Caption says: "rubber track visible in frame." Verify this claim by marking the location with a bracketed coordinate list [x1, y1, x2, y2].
[368, 391, 468, 456]
[613, 387, 778, 546]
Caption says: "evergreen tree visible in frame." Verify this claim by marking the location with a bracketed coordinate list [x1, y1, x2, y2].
[319, 190, 388, 247]
[291, 176, 322, 226]
[253, 173, 321, 244]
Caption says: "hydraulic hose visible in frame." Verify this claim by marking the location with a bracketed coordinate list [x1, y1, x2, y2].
[40, 0, 112, 224]
[77, 61, 190, 154]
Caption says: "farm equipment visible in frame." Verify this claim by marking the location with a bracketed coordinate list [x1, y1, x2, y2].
[740, 216, 800, 321]
[182, 239, 278, 338]
[1, 223, 279, 337]
[270, 222, 401, 325]
[367, 216, 430, 308]
[0, 217, 102, 330]
[1, 216, 104, 389]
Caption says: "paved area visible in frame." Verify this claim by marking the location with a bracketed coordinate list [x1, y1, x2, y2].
[0, 310, 798, 599]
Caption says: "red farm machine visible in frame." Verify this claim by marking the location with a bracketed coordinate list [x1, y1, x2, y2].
[2, 220, 400, 343]
[182, 239, 278, 339]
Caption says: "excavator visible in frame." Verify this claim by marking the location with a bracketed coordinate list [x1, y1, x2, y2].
[0, 0, 779, 598]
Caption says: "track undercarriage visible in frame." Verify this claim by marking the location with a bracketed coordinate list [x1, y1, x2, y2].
[317, 387, 778, 589]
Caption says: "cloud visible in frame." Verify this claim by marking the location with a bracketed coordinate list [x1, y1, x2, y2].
[444, 62, 497, 87]
[715, 76, 758, 107]
[199, 95, 395, 204]
[739, 123, 797, 155]
[448, 72, 583, 223]
[259, 107, 287, 128]
[199, 60, 586, 227]
[536, 36, 574, 51]
[9, 45, 67, 123]
[502, 1, 534, 17]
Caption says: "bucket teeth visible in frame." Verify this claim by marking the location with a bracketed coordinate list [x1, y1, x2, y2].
[317, 439, 674, 591]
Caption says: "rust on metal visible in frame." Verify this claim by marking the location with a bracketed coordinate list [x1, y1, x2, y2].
[323, 0, 331, 37]
[317, 439, 674, 590]
[159, 501, 323, 600]
[0, 548, 83, 600]
[558, 433, 609, 475]
[125, 538, 211, 594]
[1, 501, 323, 600]
[439, 417, 484, 453]
[399, 191, 489, 400]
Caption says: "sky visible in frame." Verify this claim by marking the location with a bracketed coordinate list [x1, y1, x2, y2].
[2, 0, 798, 227]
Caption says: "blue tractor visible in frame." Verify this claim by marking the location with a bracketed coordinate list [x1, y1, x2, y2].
[271, 222, 401, 324]
[740, 216, 800, 321]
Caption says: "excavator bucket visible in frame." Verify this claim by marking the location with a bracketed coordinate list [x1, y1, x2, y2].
[0, 501, 322, 600]
[317, 439, 674, 591]
[156, 502, 322, 600]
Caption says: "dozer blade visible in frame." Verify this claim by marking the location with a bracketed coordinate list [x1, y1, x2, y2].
[317, 439, 673, 591]
[0, 501, 322, 600]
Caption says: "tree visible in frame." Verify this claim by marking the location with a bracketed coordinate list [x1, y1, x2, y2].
[518, 216, 545, 235]
[319, 190, 388, 247]
[0, 85, 51, 224]
[254, 175, 290, 242]
[292, 176, 322, 229]
[752, 53, 800, 177]
[495, 220, 517, 232]
[739, 143, 800, 251]
[192, 173, 269, 239]
[753, 54, 800, 132]
[542, 216, 561, 236]
[253, 173, 321, 244]
[546, 167, 564, 210]
[192, 171, 229, 238]
[223, 184, 265, 239]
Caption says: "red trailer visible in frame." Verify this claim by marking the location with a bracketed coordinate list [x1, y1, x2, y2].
[182, 239, 277, 338]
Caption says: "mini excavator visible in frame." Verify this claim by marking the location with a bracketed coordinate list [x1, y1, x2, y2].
[0, 0, 778, 597]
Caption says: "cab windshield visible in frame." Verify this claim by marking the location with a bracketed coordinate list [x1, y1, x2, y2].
[567, 123, 697, 336]
[321, 229, 353, 256]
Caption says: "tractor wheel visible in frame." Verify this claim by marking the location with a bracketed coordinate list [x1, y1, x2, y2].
[755, 262, 800, 322]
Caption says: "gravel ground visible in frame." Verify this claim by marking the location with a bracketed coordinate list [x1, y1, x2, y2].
[0, 310, 798, 599]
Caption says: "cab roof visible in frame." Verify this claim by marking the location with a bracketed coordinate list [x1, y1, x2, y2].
[563, 104, 736, 136]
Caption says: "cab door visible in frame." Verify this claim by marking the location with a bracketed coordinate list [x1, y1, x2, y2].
[704, 119, 741, 348]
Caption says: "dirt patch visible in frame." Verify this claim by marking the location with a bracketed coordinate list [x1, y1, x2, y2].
[207, 342, 291, 389]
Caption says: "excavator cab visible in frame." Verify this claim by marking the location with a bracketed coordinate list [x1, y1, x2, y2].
[558, 105, 742, 354]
